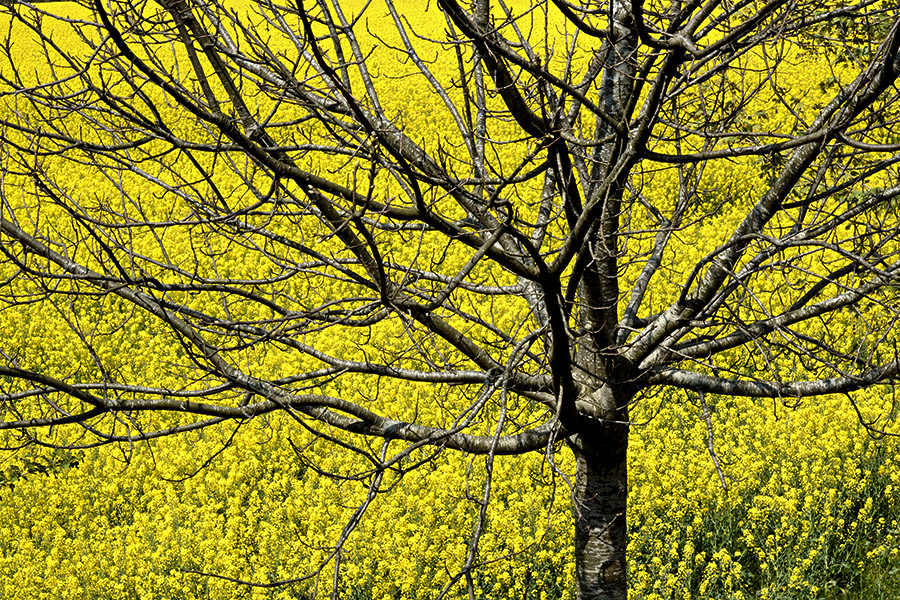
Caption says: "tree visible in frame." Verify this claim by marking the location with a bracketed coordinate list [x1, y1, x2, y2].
[1, 0, 899, 597]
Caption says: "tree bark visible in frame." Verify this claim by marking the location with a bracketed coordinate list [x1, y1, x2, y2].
[571, 422, 629, 600]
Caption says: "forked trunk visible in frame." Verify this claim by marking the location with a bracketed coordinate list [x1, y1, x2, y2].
[571, 424, 629, 600]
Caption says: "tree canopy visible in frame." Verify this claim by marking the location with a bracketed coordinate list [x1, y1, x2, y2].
[1, 0, 900, 598]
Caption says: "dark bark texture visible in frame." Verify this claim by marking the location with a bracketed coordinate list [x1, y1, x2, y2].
[573, 425, 629, 600]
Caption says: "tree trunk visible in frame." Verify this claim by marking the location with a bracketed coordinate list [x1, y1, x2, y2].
[571, 423, 629, 600]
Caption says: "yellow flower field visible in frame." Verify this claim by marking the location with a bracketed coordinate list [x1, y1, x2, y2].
[1, 385, 897, 598]
[1, 0, 899, 598]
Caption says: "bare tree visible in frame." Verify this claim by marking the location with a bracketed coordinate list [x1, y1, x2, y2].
[1, 0, 900, 597]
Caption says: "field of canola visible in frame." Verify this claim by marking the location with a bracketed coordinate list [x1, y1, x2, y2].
[1, 0, 900, 598]
[1, 386, 898, 599]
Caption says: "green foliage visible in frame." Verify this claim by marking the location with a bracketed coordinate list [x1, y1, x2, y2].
[0, 448, 82, 489]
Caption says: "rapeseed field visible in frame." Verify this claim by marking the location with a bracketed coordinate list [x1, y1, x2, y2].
[1, 0, 899, 599]
[2, 387, 897, 598]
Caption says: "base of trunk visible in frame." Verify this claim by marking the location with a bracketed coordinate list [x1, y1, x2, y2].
[572, 427, 628, 600]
